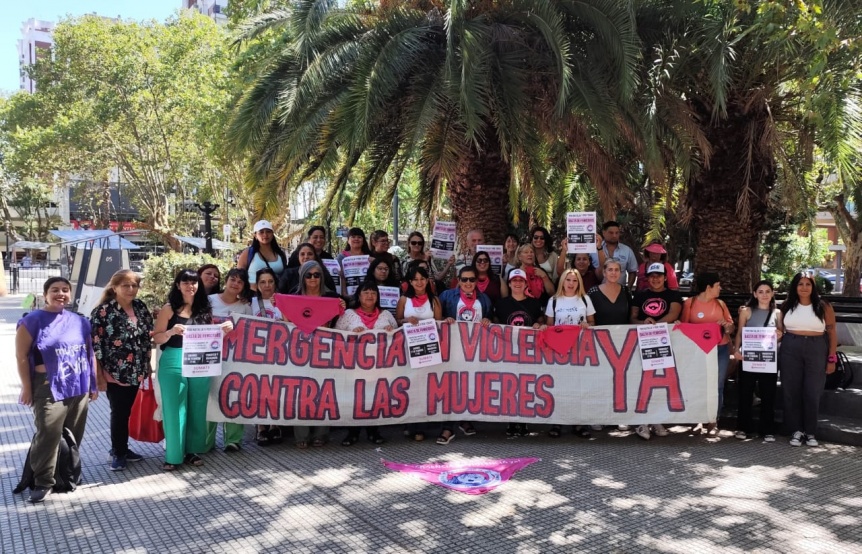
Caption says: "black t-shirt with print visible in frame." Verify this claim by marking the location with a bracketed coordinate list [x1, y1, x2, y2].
[632, 288, 684, 321]
[495, 296, 543, 327]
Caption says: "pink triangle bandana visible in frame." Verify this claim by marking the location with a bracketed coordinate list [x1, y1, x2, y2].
[382, 457, 541, 495]
[274, 294, 343, 334]
[673, 322, 721, 354]
[537, 325, 582, 356]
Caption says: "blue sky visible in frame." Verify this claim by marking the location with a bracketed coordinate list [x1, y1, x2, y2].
[1, 0, 180, 94]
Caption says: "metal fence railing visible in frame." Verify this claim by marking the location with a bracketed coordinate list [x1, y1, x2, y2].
[3, 266, 62, 294]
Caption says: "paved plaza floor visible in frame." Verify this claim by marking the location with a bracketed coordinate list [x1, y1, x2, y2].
[1, 294, 861, 553]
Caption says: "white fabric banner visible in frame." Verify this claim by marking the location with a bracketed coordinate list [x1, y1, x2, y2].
[207, 316, 717, 425]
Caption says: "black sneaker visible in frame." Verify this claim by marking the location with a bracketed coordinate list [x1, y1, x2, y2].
[518, 424, 531, 437]
[506, 424, 518, 437]
[28, 486, 52, 503]
[110, 456, 127, 471]
[125, 450, 144, 462]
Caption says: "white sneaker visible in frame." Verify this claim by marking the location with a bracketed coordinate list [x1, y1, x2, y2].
[652, 424, 669, 437]
[590, 425, 603, 431]
[805, 435, 819, 447]
[789, 431, 804, 447]
[617, 425, 630, 431]
[636, 425, 651, 440]
[763, 435, 775, 442]
[734, 430, 747, 440]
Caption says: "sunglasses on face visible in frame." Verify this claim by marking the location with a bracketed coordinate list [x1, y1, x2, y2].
[460, 277, 477, 283]
[410, 241, 424, 246]
[532, 235, 544, 240]
[304, 272, 322, 279]
[475, 258, 489, 264]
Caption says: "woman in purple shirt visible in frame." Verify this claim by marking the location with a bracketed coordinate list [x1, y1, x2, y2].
[15, 277, 99, 503]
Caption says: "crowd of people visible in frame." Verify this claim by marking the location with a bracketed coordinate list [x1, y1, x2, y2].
[14, 219, 837, 503]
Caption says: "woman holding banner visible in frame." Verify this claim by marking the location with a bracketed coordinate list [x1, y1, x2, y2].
[630, 262, 683, 441]
[336, 281, 396, 446]
[397, 265, 443, 442]
[292, 260, 345, 449]
[153, 269, 229, 471]
[681, 273, 734, 436]
[779, 271, 837, 447]
[252, 268, 285, 447]
[207, 268, 252, 453]
[733, 280, 782, 442]
[588, 258, 631, 326]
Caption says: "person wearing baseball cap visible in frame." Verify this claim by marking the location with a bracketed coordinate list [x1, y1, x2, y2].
[236, 220, 288, 291]
[629, 260, 684, 441]
[636, 241, 679, 291]
[496, 267, 545, 438]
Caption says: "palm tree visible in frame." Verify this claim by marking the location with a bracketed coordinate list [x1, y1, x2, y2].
[638, 0, 862, 292]
[226, 0, 644, 246]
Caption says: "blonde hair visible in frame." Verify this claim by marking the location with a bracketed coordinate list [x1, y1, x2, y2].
[96, 269, 141, 306]
[555, 268, 586, 299]
[514, 244, 536, 268]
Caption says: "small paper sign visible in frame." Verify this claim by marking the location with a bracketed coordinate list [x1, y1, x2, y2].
[342, 255, 370, 297]
[430, 221, 457, 260]
[741, 327, 778, 373]
[403, 319, 443, 368]
[637, 323, 676, 371]
[322, 258, 341, 289]
[566, 212, 597, 254]
[476, 244, 504, 276]
[181, 325, 224, 377]
[378, 286, 400, 314]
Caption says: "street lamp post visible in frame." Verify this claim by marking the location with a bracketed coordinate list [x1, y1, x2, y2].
[195, 201, 220, 255]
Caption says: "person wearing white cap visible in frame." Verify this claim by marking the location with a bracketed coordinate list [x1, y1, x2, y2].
[635, 241, 679, 291]
[495, 268, 545, 438]
[629, 261, 683, 441]
[237, 220, 288, 291]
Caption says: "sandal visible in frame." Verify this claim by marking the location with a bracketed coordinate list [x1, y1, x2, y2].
[296, 441, 309, 450]
[256, 429, 270, 447]
[183, 454, 204, 466]
[163, 462, 178, 472]
[268, 427, 283, 445]
[436, 431, 455, 445]
[548, 425, 561, 438]
[368, 433, 385, 445]
[342, 435, 359, 447]
[312, 439, 326, 448]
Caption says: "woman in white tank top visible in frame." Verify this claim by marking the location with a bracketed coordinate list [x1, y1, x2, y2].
[396, 266, 442, 325]
[778, 272, 837, 447]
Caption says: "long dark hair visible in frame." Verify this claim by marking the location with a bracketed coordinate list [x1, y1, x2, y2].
[472, 251, 497, 279]
[529, 225, 553, 255]
[781, 271, 826, 320]
[745, 280, 776, 312]
[407, 231, 426, 256]
[346, 227, 372, 254]
[287, 242, 320, 268]
[168, 269, 211, 322]
[365, 256, 400, 287]
[250, 234, 287, 264]
[224, 267, 253, 302]
[196, 263, 221, 294]
[404, 265, 437, 303]
[351, 280, 381, 310]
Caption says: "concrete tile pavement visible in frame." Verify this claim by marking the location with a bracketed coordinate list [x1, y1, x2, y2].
[2, 293, 862, 553]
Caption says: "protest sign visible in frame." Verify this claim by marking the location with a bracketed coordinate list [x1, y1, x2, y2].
[342, 255, 370, 296]
[404, 318, 443, 368]
[182, 325, 224, 377]
[741, 327, 778, 373]
[636, 323, 676, 371]
[379, 286, 400, 315]
[566, 212, 597, 254]
[322, 259, 341, 289]
[430, 221, 457, 260]
[476, 244, 504, 276]
[207, 317, 716, 426]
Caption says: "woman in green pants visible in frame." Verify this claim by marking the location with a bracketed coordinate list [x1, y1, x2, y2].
[152, 269, 230, 471]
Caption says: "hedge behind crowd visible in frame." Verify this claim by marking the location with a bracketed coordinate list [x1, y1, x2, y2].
[140, 252, 233, 311]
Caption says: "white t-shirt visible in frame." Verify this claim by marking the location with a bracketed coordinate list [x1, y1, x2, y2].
[209, 294, 253, 318]
[455, 297, 484, 322]
[251, 297, 284, 320]
[545, 295, 595, 325]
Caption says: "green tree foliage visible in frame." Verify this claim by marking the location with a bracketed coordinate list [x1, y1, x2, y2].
[139, 251, 234, 311]
[7, 13, 243, 248]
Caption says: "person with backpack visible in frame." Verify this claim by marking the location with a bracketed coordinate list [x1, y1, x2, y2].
[236, 220, 288, 291]
[15, 277, 99, 503]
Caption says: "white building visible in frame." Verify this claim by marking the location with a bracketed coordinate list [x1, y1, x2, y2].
[183, 0, 229, 25]
[17, 18, 55, 93]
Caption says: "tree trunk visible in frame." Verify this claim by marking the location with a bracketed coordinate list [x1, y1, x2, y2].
[446, 137, 511, 249]
[841, 235, 862, 297]
[689, 99, 775, 293]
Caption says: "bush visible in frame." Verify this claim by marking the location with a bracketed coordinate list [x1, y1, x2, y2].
[139, 251, 235, 311]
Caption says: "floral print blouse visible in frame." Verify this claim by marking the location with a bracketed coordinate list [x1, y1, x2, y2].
[91, 298, 154, 384]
